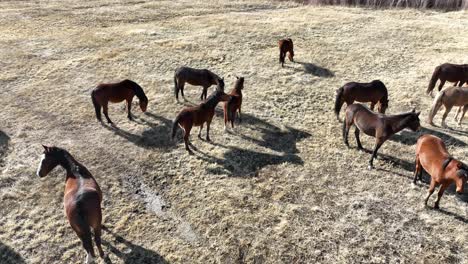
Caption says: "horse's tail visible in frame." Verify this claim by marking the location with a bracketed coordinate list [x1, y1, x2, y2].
[173, 75, 179, 98]
[334, 86, 344, 120]
[427, 66, 441, 94]
[74, 206, 94, 257]
[428, 90, 445, 124]
[171, 113, 181, 140]
[91, 90, 101, 121]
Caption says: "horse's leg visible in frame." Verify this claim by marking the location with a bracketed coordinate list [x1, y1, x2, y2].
[459, 105, 468, 126]
[180, 81, 186, 102]
[434, 183, 448, 209]
[368, 138, 384, 170]
[441, 105, 452, 128]
[437, 79, 446, 92]
[343, 121, 351, 147]
[413, 154, 422, 184]
[354, 127, 363, 150]
[198, 123, 204, 139]
[94, 225, 104, 258]
[102, 102, 113, 124]
[206, 119, 212, 142]
[238, 106, 242, 123]
[126, 98, 133, 120]
[424, 180, 436, 207]
[454, 106, 461, 121]
[183, 125, 193, 153]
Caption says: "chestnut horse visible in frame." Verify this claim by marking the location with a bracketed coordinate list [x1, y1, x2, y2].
[171, 89, 231, 153]
[414, 134, 467, 209]
[36, 146, 104, 263]
[427, 63, 468, 96]
[334, 80, 389, 122]
[174, 66, 225, 102]
[91, 79, 148, 125]
[428, 86, 468, 127]
[223, 76, 244, 131]
[343, 104, 421, 169]
[278, 38, 294, 67]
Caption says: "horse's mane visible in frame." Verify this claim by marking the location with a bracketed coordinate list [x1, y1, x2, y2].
[203, 90, 224, 109]
[123, 80, 148, 102]
[442, 157, 453, 171]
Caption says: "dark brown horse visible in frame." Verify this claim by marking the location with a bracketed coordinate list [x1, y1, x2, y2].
[427, 63, 468, 96]
[343, 104, 421, 169]
[36, 146, 104, 263]
[91, 79, 148, 125]
[223, 76, 244, 131]
[174, 66, 225, 102]
[334, 80, 389, 122]
[172, 89, 231, 153]
[278, 38, 294, 67]
[414, 134, 467, 209]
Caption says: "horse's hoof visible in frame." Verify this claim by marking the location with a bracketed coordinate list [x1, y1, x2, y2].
[367, 165, 373, 170]
[206, 138, 211, 142]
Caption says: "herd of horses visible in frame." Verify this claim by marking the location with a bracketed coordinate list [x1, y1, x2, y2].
[34, 38, 467, 263]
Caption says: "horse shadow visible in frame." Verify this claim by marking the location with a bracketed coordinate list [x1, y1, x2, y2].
[0, 241, 26, 264]
[101, 226, 169, 264]
[293, 61, 334, 77]
[0, 131, 9, 164]
[390, 127, 467, 147]
[430, 207, 468, 224]
[189, 113, 311, 176]
[103, 112, 174, 149]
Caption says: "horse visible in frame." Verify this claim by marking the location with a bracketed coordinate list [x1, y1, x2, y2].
[91, 79, 148, 125]
[223, 76, 244, 131]
[427, 63, 468, 96]
[343, 104, 421, 169]
[334, 80, 389, 122]
[454, 104, 468, 124]
[36, 146, 104, 264]
[414, 134, 467, 209]
[171, 89, 231, 153]
[428, 86, 468, 128]
[278, 38, 294, 67]
[173, 66, 225, 102]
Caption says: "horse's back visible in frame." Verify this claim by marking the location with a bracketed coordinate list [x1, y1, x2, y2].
[416, 134, 449, 176]
[93, 82, 133, 102]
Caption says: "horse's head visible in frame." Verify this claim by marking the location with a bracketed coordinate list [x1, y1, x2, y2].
[406, 109, 421, 131]
[139, 96, 148, 112]
[378, 99, 389, 114]
[235, 76, 244, 90]
[37, 145, 63, 177]
[455, 162, 468, 194]
[217, 78, 225, 91]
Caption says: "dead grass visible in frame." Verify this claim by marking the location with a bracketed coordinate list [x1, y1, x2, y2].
[0, 0, 467, 263]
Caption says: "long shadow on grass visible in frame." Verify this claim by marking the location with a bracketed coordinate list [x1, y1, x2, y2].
[103, 112, 173, 149]
[287, 61, 334, 77]
[0, 242, 25, 264]
[390, 127, 467, 147]
[0, 130, 10, 162]
[188, 113, 311, 176]
[102, 226, 169, 264]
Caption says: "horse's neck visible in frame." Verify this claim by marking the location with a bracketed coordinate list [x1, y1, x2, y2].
[390, 114, 411, 132]
[61, 154, 87, 180]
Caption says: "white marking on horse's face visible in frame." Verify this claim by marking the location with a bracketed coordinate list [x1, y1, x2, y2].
[36, 154, 45, 177]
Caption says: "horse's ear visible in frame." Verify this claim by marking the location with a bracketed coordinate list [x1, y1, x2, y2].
[42, 145, 49, 152]
[416, 111, 421, 116]
[236, 76, 239, 79]
[412, 108, 416, 113]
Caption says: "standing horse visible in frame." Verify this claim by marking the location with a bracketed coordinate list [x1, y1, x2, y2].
[334, 80, 389, 122]
[427, 63, 468, 96]
[454, 104, 468, 124]
[428, 86, 468, 128]
[171, 89, 231, 153]
[91, 79, 148, 125]
[223, 76, 244, 131]
[173, 66, 225, 102]
[36, 146, 104, 264]
[278, 38, 294, 67]
[343, 104, 421, 169]
[414, 134, 467, 209]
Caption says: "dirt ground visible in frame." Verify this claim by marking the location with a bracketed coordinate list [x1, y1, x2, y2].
[0, 0, 467, 263]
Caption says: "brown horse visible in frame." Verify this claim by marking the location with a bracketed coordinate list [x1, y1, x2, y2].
[171, 89, 231, 153]
[91, 79, 148, 125]
[428, 86, 468, 128]
[454, 104, 468, 124]
[334, 80, 389, 122]
[427, 63, 468, 96]
[36, 146, 104, 263]
[414, 134, 467, 209]
[278, 38, 294, 67]
[223, 76, 244, 131]
[343, 104, 421, 169]
[174, 66, 225, 102]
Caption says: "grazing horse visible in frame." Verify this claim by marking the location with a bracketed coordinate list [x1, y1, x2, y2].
[278, 38, 294, 67]
[343, 104, 421, 169]
[223, 76, 244, 130]
[91, 79, 148, 125]
[428, 86, 468, 128]
[427, 63, 468, 96]
[174, 66, 225, 102]
[171, 89, 231, 153]
[414, 134, 467, 209]
[36, 146, 104, 264]
[334, 80, 389, 122]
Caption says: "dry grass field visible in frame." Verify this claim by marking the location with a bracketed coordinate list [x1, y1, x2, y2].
[0, 0, 467, 263]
